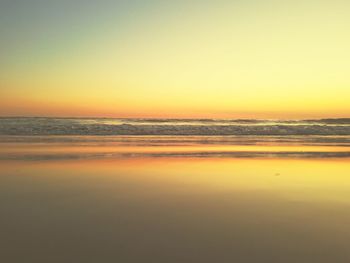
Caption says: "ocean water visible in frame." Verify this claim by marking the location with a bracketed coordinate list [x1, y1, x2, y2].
[1, 117, 350, 135]
[1, 118, 350, 262]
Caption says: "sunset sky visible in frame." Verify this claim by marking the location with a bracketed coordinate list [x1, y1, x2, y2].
[1, 0, 349, 118]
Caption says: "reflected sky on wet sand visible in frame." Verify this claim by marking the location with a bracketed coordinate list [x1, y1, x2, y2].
[0, 138, 350, 262]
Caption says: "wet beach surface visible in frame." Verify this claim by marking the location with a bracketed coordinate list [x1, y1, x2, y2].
[1, 134, 350, 262]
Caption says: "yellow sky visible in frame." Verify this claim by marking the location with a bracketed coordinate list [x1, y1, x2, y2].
[1, 1, 349, 118]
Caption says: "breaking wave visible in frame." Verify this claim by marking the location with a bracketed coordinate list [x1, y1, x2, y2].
[1, 117, 350, 136]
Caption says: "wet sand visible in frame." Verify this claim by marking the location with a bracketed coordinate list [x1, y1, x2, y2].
[1, 136, 350, 262]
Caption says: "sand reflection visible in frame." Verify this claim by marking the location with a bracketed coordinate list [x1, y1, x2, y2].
[1, 155, 350, 262]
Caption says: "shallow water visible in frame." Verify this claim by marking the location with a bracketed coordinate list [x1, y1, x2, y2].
[1, 135, 350, 262]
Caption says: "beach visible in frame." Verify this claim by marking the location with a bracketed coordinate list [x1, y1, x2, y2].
[1, 128, 350, 262]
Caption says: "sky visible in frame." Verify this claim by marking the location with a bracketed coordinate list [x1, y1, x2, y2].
[1, 0, 349, 119]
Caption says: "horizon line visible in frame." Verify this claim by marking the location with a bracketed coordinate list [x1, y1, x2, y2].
[1, 116, 349, 121]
